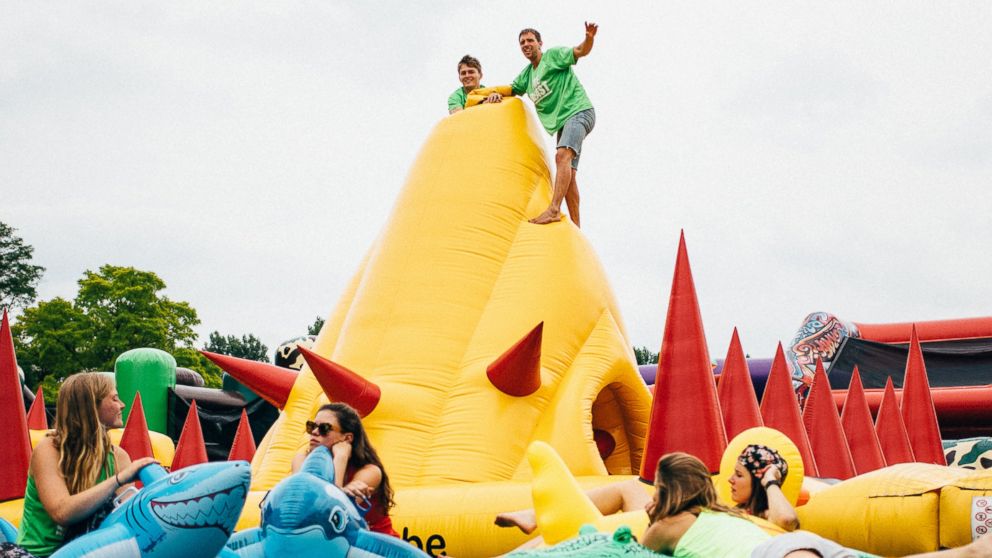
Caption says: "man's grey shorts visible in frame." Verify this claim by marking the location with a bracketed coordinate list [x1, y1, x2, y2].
[556, 108, 595, 170]
[750, 531, 869, 558]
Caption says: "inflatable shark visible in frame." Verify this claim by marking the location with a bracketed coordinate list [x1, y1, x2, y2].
[0, 517, 16, 543]
[51, 461, 250, 558]
[226, 446, 426, 558]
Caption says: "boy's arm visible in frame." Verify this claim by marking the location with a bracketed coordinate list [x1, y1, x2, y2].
[573, 21, 598, 60]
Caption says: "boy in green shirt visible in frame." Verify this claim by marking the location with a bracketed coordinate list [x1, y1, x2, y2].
[448, 54, 486, 114]
[491, 23, 598, 226]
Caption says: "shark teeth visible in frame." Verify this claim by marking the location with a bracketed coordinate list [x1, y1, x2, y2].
[150, 484, 246, 530]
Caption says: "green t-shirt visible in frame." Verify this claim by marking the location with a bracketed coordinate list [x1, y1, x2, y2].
[511, 46, 593, 134]
[673, 511, 770, 558]
[447, 85, 485, 112]
[17, 452, 116, 557]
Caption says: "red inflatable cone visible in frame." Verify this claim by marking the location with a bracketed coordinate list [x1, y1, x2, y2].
[26, 387, 48, 430]
[0, 309, 32, 501]
[228, 409, 256, 462]
[171, 401, 208, 471]
[875, 377, 915, 465]
[487, 322, 543, 397]
[299, 346, 381, 417]
[840, 367, 886, 475]
[120, 391, 154, 461]
[901, 326, 945, 465]
[639, 232, 727, 478]
[761, 343, 819, 477]
[802, 359, 856, 479]
[201, 351, 297, 409]
[717, 328, 763, 441]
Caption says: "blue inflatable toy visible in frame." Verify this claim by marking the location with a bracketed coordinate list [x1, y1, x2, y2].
[51, 460, 250, 558]
[226, 446, 426, 558]
[0, 517, 17, 543]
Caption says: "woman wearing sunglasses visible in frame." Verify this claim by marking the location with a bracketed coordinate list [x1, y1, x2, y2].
[291, 402, 398, 537]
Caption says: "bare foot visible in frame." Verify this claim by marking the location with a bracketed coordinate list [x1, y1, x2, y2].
[494, 510, 537, 534]
[528, 208, 562, 225]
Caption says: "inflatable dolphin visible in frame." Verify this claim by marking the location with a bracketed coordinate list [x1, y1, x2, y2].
[226, 446, 426, 558]
[51, 461, 250, 558]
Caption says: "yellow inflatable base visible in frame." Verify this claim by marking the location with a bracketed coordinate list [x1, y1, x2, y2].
[797, 463, 973, 555]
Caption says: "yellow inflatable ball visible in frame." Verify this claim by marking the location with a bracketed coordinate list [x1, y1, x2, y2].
[715, 427, 804, 508]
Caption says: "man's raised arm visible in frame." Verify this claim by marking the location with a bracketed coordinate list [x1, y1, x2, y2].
[573, 21, 598, 60]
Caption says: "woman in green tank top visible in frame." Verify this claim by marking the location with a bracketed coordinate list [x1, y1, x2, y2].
[5, 373, 156, 557]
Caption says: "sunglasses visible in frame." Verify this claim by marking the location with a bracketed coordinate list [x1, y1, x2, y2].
[305, 421, 337, 436]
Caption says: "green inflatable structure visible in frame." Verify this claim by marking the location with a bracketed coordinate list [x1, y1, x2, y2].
[115, 348, 176, 434]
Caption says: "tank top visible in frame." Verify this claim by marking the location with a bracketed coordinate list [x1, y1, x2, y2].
[16, 452, 116, 557]
[345, 464, 397, 537]
[673, 510, 771, 558]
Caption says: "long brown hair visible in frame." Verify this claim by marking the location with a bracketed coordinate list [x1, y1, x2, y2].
[51, 373, 117, 495]
[319, 402, 395, 512]
[647, 452, 740, 525]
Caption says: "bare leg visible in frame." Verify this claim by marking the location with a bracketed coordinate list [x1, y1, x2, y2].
[563, 170, 579, 227]
[529, 147, 574, 225]
[494, 479, 649, 534]
[494, 510, 537, 534]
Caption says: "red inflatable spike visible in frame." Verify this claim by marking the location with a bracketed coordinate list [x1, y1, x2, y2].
[875, 377, 915, 465]
[299, 346, 381, 417]
[201, 350, 297, 409]
[0, 309, 32, 501]
[487, 322, 543, 397]
[171, 401, 208, 471]
[717, 328, 763, 440]
[840, 367, 886, 475]
[120, 391, 154, 461]
[639, 232, 727, 478]
[802, 359, 856, 479]
[760, 343, 819, 477]
[901, 326, 946, 465]
[228, 409, 256, 462]
[26, 387, 48, 430]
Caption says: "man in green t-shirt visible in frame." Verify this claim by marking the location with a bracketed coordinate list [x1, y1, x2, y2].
[448, 54, 487, 114]
[492, 23, 598, 226]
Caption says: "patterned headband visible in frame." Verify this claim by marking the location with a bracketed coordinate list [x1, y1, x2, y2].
[737, 444, 788, 480]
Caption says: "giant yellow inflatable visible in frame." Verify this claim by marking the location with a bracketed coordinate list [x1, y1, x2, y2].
[240, 99, 653, 557]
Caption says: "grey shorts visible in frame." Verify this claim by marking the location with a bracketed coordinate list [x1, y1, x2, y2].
[750, 532, 869, 558]
[556, 108, 595, 170]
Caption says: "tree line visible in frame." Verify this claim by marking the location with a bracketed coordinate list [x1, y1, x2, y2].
[0, 221, 305, 393]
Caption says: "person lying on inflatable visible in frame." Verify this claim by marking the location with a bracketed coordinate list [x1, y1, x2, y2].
[496, 441, 799, 535]
[503, 450, 992, 558]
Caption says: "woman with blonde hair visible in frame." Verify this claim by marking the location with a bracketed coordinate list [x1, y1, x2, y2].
[7, 373, 155, 557]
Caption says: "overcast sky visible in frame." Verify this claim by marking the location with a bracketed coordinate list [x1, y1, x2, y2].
[3, 2, 990, 363]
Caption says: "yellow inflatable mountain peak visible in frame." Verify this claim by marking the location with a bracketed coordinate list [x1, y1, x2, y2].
[243, 99, 653, 555]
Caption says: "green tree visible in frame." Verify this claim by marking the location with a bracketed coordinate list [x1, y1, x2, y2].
[0, 221, 46, 309]
[307, 316, 325, 336]
[203, 331, 269, 363]
[633, 345, 659, 366]
[12, 265, 204, 388]
[11, 298, 90, 386]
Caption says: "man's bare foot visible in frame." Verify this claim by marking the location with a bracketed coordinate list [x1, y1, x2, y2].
[528, 208, 562, 225]
[494, 510, 538, 535]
